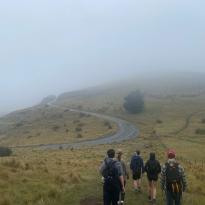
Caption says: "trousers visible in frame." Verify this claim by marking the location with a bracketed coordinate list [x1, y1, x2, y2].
[103, 186, 120, 205]
[166, 191, 181, 205]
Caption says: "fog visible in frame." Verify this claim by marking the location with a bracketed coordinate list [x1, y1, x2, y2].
[0, 0, 205, 115]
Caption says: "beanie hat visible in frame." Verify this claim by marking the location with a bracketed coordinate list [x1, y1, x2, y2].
[167, 149, 176, 159]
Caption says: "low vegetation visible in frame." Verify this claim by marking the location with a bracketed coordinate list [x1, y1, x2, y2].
[0, 146, 12, 157]
[0, 108, 117, 147]
[0, 75, 205, 204]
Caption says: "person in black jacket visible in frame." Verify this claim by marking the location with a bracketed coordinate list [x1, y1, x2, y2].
[145, 153, 161, 204]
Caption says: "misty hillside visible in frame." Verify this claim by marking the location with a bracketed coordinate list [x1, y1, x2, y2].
[1, 72, 205, 148]
[0, 72, 205, 205]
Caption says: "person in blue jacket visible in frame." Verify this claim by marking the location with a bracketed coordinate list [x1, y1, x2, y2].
[130, 150, 144, 192]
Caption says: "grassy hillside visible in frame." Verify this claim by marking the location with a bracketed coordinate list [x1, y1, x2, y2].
[0, 105, 117, 147]
[0, 72, 205, 205]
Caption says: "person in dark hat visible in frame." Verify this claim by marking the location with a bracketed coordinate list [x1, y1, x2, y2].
[160, 149, 187, 205]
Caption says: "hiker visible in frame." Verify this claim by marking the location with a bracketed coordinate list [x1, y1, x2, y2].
[130, 150, 144, 192]
[144, 152, 161, 204]
[100, 149, 125, 205]
[116, 149, 129, 204]
[160, 149, 187, 205]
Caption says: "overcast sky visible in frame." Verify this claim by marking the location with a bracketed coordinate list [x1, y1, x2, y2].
[0, 0, 205, 115]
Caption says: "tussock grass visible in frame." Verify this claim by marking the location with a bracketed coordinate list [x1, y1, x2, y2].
[0, 77, 205, 204]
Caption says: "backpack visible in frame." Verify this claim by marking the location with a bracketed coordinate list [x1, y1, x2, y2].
[165, 162, 182, 193]
[103, 160, 119, 190]
[131, 155, 142, 172]
[147, 160, 158, 175]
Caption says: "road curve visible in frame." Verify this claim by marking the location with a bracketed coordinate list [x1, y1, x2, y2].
[10, 103, 139, 150]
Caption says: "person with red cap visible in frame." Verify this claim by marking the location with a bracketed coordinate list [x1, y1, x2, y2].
[160, 149, 187, 205]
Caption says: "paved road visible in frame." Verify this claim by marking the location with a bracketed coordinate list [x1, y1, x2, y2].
[10, 102, 139, 150]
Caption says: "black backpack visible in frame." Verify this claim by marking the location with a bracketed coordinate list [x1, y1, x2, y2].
[103, 160, 119, 190]
[165, 163, 182, 193]
[147, 160, 158, 175]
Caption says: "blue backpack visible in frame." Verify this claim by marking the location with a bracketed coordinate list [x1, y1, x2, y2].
[131, 155, 142, 172]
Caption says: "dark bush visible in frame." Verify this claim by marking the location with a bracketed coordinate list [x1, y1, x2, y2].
[108, 125, 113, 129]
[77, 123, 84, 127]
[104, 121, 111, 127]
[73, 120, 80, 124]
[156, 119, 163, 124]
[79, 113, 86, 118]
[75, 127, 82, 132]
[77, 134, 83, 138]
[52, 125, 60, 131]
[15, 122, 24, 128]
[201, 119, 205, 124]
[0, 147, 12, 157]
[195, 128, 205, 135]
[123, 90, 144, 114]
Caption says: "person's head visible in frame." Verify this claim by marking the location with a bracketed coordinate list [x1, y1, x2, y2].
[149, 152, 156, 160]
[136, 150, 140, 155]
[116, 149, 123, 160]
[107, 149, 115, 158]
[167, 149, 176, 159]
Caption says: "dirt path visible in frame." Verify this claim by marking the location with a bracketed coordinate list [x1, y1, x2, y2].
[10, 101, 139, 150]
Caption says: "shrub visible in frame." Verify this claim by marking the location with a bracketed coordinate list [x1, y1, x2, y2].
[108, 125, 113, 129]
[123, 90, 144, 114]
[104, 121, 111, 127]
[77, 134, 83, 138]
[52, 125, 60, 132]
[79, 113, 86, 118]
[75, 127, 82, 132]
[15, 122, 24, 128]
[156, 119, 163, 124]
[0, 147, 12, 157]
[195, 128, 205, 135]
[201, 118, 205, 123]
[73, 120, 80, 124]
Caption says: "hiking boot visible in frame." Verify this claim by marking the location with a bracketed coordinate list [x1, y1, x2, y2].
[138, 187, 141, 193]
[152, 199, 156, 205]
[148, 196, 152, 202]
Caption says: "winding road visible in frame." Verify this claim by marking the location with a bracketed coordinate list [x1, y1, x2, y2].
[9, 101, 139, 150]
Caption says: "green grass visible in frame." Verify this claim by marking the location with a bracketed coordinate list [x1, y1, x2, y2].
[0, 75, 205, 204]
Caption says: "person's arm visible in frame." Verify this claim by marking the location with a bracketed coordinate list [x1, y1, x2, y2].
[119, 175, 125, 192]
[144, 161, 148, 173]
[160, 165, 166, 191]
[141, 158, 145, 173]
[123, 161, 129, 179]
[117, 161, 125, 192]
[158, 161, 161, 174]
[179, 165, 187, 192]
[130, 157, 133, 171]
[99, 161, 106, 175]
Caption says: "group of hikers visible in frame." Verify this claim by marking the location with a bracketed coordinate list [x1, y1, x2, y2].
[100, 149, 187, 205]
